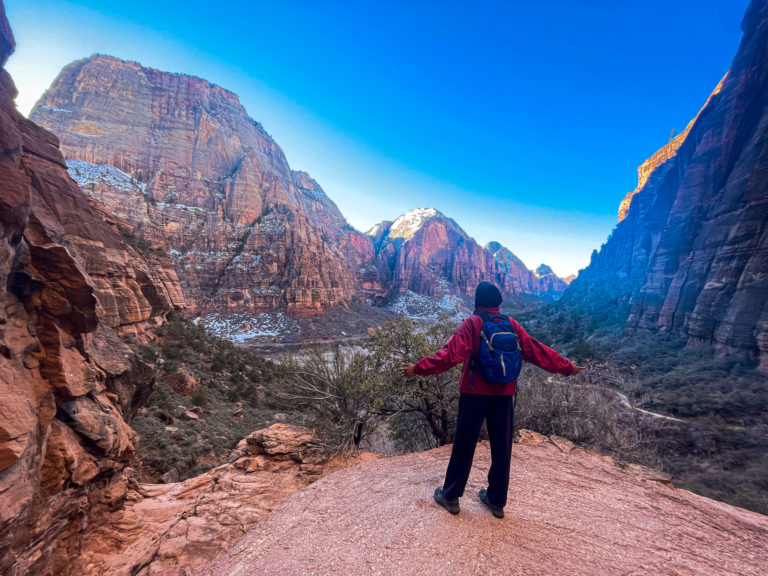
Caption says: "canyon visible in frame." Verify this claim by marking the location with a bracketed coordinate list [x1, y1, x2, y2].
[1, 0, 768, 574]
[565, 0, 768, 372]
[29, 55, 564, 329]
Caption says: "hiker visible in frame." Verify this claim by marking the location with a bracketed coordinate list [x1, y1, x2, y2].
[399, 282, 585, 518]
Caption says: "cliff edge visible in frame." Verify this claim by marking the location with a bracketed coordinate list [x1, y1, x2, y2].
[198, 431, 768, 576]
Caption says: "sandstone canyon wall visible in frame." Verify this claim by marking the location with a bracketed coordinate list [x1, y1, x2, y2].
[31, 59, 566, 319]
[367, 208, 566, 303]
[565, 0, 768, 372]
[0, 5, 185, 572]
[30, 54, 365, 317]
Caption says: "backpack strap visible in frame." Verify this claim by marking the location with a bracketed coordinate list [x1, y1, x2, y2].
[469, 313, 503, 388]
[469, 314, 519, 389]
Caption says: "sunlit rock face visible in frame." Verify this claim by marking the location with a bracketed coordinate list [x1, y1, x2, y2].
[566, 0, 768, 371]
[372, 208, 491, 300]
[0, 5, 184, 573]
[31, 54, 360, 317]
[366, 209, 566, 304]
[32, 57, 567, 317]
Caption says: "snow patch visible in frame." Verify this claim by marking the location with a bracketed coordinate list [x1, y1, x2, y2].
[199, 311, 300, 343]
[389, 290, 468, 320]
[39, 105, 70, 113]
[388, 208, 441, 241]
[365, 221, 390, 237]
[155, 201, 208, 213]
[256, 212, 287, 234]
[67, 159, 146, 193]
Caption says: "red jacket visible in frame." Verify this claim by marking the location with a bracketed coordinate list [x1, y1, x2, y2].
[413, 306, 575, 395]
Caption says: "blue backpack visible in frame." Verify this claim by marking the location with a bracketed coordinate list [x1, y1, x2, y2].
[470, 313, 523, 386]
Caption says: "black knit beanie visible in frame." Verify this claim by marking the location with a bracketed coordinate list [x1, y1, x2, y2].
[475, 282, 502, 308]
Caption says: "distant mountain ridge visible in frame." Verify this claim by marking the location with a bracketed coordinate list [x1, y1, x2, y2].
[30, 58, 567, 322]
[366, 207, 566, 304]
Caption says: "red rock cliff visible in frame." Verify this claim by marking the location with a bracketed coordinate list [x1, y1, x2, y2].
[30, 55, 358, 317]
[566, 0, 768, 372]
[368, 209, 566, 304]
[0, 4, 184, 573]
[31, 58, 566, 319]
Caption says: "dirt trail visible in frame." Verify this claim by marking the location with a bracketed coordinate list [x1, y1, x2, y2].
[197, 432, 768, 576]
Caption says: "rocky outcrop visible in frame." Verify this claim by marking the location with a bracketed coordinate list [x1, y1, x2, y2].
[31, 55, 358, 317]
[0, 5, 184, 573]
[367, 209, 567, 304]
[199, 431, 768, 576]
[63, 423, 367, 576]
[566, 0, 768, 371]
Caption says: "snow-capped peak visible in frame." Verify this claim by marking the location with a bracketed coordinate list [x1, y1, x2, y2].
[535, 264, 556, 278]
[388, 208, 444, 240]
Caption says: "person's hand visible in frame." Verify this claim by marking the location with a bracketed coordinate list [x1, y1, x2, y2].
[399, 363, 417, 378]
[570, 363, 586, 376]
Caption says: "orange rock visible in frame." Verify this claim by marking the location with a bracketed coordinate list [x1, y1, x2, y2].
[63, 424, 332, 576]
[31, 56, 359, 318]
[163, 368, 198, 398]
[198, 440, 768, 576]
[0, 6, 184, 574]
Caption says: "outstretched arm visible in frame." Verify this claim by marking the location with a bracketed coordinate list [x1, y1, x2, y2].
[399, 363, 418, 377]
[398, 317, 475, 377]
[510, 318, 584, 375]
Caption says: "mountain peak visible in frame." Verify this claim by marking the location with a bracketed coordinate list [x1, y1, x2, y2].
[535, 264, 555, 277]
[484, 241, 525, 268]
[484, 240, 505, 254]
[387, 208, 451, 240]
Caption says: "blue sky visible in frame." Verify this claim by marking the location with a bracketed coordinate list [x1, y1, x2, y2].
[4, 0, 750, 277]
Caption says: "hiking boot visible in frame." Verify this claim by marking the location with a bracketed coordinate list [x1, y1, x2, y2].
[478, 489, 504, 518]
[433, 488, 460, 515]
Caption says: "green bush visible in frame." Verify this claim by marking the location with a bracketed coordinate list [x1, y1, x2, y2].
[128, 314, 286, 482]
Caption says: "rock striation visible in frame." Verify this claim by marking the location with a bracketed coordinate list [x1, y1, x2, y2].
[198, 431, 768, 576]
[566, 0, 768, 372]
[367, 208, 567, 304]
[31, 59, 566, 319]
[31, 55, 359, 317]
[0, 5, 184, 574]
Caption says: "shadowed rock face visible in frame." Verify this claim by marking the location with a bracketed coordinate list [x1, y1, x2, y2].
[0, 3, 184, 573]
[566, 0, 768, 372]
[31, 54, 359, 317]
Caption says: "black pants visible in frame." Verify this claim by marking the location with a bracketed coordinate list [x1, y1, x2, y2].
[442, 393, 516, 508]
